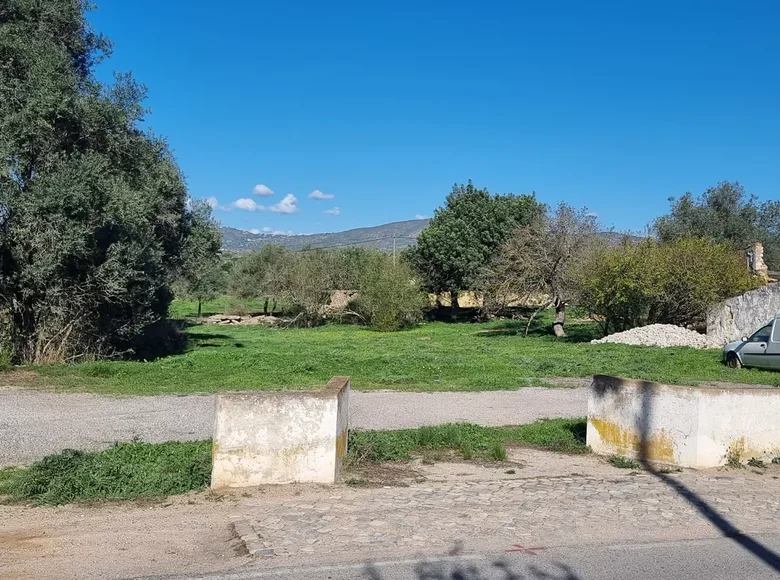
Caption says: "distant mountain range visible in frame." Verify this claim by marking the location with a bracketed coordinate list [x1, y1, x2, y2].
[220, 219, 642, 253]
[220, 219, 430, 252]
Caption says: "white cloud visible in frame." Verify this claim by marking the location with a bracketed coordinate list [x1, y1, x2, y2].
[252, 184, 274, 197]
[203, 196, 230, 211]
[308, 189, 334, 200]
[269, 193, 299, 214]
[414, 214, 429, 220]
[248, 228, 261, 234]
[323, 207, 340, 216]
[233, 198, 265, 212]
[261, 226, 294, 236]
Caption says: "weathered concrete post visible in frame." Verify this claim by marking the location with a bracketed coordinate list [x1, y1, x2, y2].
[211, 376, 350, 488]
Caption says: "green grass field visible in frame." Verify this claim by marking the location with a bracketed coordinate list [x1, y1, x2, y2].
[7, 299, 780, 395]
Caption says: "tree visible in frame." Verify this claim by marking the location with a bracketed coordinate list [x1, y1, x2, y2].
[177, 200, 224, 317]
[0, 0, 214, 361]
[654, 181, 780, 268]
[480, 203, 600, 337]
[406, 181, 542, 307]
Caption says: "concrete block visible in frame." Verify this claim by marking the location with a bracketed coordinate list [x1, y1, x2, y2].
[587, 375, 780, 468]
[211, 377, 350, 488]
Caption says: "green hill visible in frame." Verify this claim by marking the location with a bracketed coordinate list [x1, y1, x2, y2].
[220, 219, 430, 252]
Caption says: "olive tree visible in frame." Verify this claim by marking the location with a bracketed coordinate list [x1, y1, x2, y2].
[480, 203, 600, 337]
[0, 0, 217, 361]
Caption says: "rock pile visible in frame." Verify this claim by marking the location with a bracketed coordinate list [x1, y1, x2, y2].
[202, 314, 280, 326]
[591, 324, 713, 349]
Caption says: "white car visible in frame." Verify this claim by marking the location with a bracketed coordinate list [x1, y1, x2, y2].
[723, 312, 780, 369]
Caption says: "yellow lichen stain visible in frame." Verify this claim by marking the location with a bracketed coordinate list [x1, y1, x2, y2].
[335, 428, 348, 460]
[590, 418, 675, 463]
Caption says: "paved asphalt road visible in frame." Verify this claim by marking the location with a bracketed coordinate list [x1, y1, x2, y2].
[0, 387, 586, 466]
[134, 535, 780, 580]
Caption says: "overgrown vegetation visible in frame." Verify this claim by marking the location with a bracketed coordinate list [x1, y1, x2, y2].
[228, 245, 427, 329]
[0, 441, 211, 505]
[346, 419, 589, 465]
[350, 256, 429, 331]
[579, 237, 757, 333]
[0, 0, 220, 363]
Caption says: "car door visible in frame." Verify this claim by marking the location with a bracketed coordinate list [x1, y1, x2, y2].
[767, 319, 780, 370]
[741, 323, 773, 368]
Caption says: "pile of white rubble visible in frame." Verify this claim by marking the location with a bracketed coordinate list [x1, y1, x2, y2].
[591, 323, 716, 349]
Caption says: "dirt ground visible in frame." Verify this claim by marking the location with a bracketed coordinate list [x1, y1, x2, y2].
[3, 449, 776, 580]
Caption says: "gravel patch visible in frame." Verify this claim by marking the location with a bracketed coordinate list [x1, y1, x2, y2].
[591, 323, 712, 349]
[0, 388, 587, 467]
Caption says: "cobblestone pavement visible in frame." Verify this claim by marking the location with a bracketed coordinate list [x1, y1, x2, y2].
[241, 470, 780, 562]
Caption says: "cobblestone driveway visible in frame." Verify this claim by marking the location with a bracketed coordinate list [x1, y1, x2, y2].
[241, 470, 780, 561]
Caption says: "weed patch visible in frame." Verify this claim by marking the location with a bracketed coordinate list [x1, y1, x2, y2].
[1, 441, 211, 505]
[609, 456, 640, 469]
[346, 418, 588, 465]
[747, 457, 766, 468]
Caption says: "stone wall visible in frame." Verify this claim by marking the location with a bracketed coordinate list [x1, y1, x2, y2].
[587, 375, 780, 468]
[211, 377, 350, 488]
[706, 283, 780, 345]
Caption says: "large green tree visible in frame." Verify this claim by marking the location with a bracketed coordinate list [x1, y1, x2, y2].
[406, 181, 542, 307]
[654, 181, 780, 268]
[0, 0, 216, 362]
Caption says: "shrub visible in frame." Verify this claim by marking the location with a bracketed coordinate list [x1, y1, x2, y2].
[350, 257, 429, 331]
[579, 237, 757, 333]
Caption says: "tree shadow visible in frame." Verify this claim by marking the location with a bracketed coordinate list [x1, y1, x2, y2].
[473, 319, 600, 344]
[592, 376, 780, 573]
[364, 555, 583, 579]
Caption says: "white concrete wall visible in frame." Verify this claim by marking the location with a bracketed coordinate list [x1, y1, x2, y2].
[707, 283, 780, 345]
[211, 377, 350, 488]
[588, 376, 780, 468]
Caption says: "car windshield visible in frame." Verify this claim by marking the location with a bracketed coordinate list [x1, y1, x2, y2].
[750, 323, 773, 342]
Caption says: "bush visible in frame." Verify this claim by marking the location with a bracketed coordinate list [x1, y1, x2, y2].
[350, 257, 429, 331]
[579, 237, 757, 333]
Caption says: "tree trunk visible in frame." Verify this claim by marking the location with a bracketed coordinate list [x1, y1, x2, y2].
[451, 290, 460, 309]
[552, 299, 566, 338]
[263, 297, 269, 315]
[197, 299, 202, 317]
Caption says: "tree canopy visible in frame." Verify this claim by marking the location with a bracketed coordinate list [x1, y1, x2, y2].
[0, 0, 218, 361]
[654, 181, 780, 269]
[406, 181, 543, 305]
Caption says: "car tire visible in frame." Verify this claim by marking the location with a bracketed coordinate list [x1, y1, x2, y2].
[726, 352, 742, 369]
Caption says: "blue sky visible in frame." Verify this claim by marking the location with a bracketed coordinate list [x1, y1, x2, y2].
[90, 0, 779, 235]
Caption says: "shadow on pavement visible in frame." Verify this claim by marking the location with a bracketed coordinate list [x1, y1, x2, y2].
[603, 377, 780, 574]
[364, 557, 582, 580]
